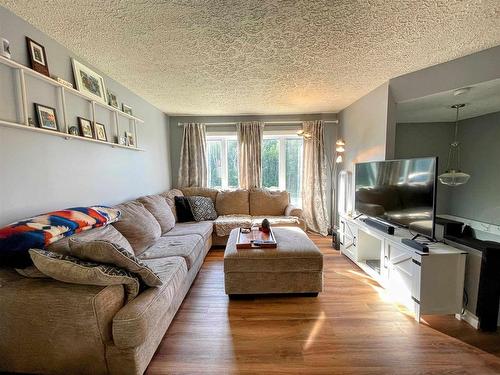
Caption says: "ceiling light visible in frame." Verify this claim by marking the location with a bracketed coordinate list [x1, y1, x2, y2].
[438, 104, 470, 186]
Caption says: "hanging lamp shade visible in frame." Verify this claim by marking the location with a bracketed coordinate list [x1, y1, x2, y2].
[438, 104, 470, 186]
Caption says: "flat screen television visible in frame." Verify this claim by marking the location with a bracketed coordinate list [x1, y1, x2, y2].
[354, 157, 437, 239]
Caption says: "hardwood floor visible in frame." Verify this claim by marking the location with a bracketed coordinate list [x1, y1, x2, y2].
[146, 234, 500, 374]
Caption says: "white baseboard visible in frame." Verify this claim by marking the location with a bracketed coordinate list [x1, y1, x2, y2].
[459, 310, 479, 329]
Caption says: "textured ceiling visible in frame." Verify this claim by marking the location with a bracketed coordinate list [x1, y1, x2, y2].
[2, 0, 500, 116]
[397, 78, 500, 123]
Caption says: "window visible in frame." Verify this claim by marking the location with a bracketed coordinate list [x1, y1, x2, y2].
[207, 133, 303, 206]
[207, 136, 238, 189]
[262, 135, 303, 206]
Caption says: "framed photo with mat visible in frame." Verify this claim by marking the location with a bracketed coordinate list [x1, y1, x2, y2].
[26, 37, 50, 76]
[34, 103, 58, 131]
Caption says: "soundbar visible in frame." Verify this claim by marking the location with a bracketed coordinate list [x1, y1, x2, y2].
[402, 239, 429, 253]
[362, 218, 395, 235]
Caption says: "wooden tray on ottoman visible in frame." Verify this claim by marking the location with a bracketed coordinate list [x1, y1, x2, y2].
[236, 227, 277, 249]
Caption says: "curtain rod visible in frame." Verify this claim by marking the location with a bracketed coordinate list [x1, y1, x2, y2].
[177, 120, 339, 127]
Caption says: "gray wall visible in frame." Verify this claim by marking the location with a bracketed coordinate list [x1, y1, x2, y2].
[395, 122, 454, 214]
[395, 112, 500, 226]
[338, 82, 394, 174]
[0, 6, 171, 226]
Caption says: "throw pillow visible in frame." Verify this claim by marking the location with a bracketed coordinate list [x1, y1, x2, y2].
[112, 200, 161, 256]
[188, 196, 218, 221]
[0, 206, 121, 267]
[138, 195, 175, 234]
[174, 196, 195, 222]
[29, 249, 140, 302]
[69, 239, 162, 287]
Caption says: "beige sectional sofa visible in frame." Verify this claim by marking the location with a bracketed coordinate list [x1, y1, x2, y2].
[177, 187, 305, 246]
[0, 187, 304, 375]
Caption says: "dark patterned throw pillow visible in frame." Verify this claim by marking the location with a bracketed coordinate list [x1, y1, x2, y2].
[188, 196, 218, 221]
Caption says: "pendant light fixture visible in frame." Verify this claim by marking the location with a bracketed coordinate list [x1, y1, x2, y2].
[438, 103, 470, 186]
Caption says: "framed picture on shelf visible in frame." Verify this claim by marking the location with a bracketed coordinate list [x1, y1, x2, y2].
[34, 104, 58, 131]
[122, 104, 133, 116]
[1, 37, 11, 59]
[125, 131, 135, 147]
[68, 126, 79, 136]
[26, 37, 50, 76]
[95, 123, 107, 141]
[72, 58, 107, 103]
[107, 90, 118, 108]
[78, 117, 94, 138]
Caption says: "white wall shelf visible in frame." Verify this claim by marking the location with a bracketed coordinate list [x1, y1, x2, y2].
[0, 55, 145, 151]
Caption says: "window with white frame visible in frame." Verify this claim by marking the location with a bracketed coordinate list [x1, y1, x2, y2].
[207, 132, 303, 206]
[262, 134, 303, 207]
[207, 135, 239, 189]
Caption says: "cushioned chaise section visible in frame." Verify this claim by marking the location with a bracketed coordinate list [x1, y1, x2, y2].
[214, 214, 252, 237]
[162, 221, 213, 241]
[138, 194, 175, 234]
[216, 189, 250, 215]
[113, 201, 161, 256]
[249, 188, 289, 216]
[0, 268, 125, 375]
[250, 215, 303, 229]
[138, 235, 203, 270]
[48, 225, 133, 255]
[112, 256, 187, 349]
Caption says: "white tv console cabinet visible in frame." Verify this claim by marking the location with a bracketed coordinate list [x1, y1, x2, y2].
[339, 214, 467, 322]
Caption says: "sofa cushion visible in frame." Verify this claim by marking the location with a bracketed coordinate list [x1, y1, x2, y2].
[163, 221, 213, 242]
[174, 196, 195, 222]
[214, 215, 252, 237]
[160, 189, 184, 221]
[250, 216, 303, 228]
[69, 239, 162, 287]
[0, 206, 120, 267]
[112, 256, 187, 349]
[188, 196, 217, 221]
[138, 195, 175, 234]
[138, 235, 203, 270]
[113, 201, 161, 256]
[181, 187, 218, 203]
[216, 189, 250, 215]
[48, 224, 133, 256]
[29, 249, 140, 302]
[249, 189, 289, 216]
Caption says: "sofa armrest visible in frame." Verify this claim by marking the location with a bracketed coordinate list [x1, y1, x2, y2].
[0, 273, 125, 374]
[285, 204, 303, 218]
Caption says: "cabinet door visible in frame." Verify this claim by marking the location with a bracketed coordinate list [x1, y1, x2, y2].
[387, 244, 416, 310]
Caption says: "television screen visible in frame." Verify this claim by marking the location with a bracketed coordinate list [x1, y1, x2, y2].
[355, 158, 437, 238]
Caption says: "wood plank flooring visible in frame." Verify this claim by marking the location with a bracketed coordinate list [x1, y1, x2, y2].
[146, 234, 500, 374]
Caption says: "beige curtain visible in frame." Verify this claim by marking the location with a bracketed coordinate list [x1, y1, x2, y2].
[237, 121, 264, 189]
[301, 120, 329, 235]
[178, 123, 207, 188]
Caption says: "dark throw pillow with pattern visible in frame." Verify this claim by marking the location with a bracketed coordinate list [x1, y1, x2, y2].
[188, 196, 217, 221]
[174, 196, 195, 222]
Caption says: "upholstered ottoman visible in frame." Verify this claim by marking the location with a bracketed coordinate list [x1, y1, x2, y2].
[224, 227, 323, 296]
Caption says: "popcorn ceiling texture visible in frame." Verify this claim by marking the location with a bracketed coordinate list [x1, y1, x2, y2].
[1, 0, 500, 115]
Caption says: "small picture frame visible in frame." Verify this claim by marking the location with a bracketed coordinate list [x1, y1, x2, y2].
[68, 126, 79, 136]
[125, 131, 135, 147]
[26, 37, 50, 76]
[95, 123, 107, 141]
[122, 104, 133, 116]
[34, 104, 58, 131]
[78, 117, 94, 138]
[1, 38, 11, 59]
[107, 90, 118, 108]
